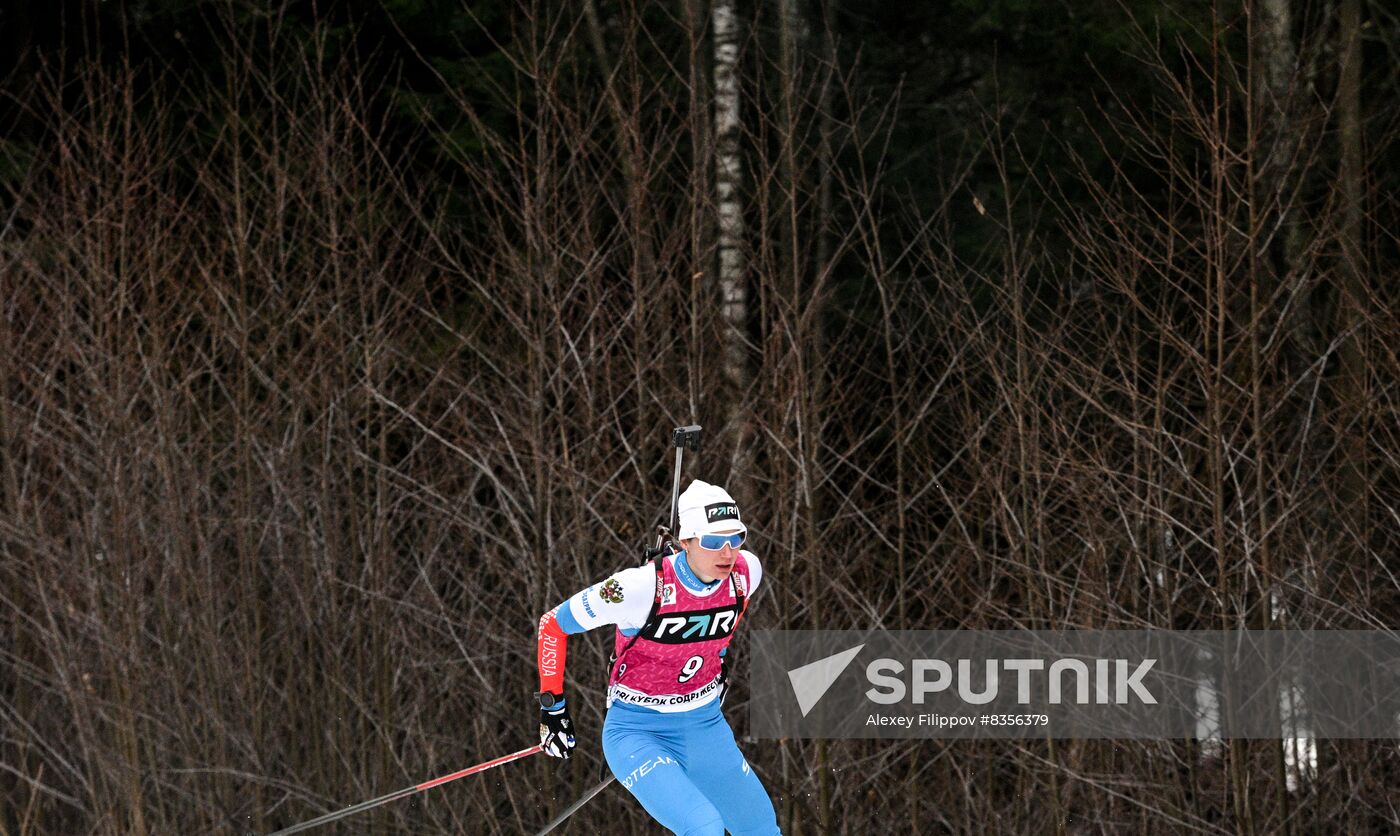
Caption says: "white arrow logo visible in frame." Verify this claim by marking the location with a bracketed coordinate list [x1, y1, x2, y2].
[787, 645, 864, 717]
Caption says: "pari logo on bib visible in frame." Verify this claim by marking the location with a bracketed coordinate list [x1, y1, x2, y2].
[646, 604, 741, 643]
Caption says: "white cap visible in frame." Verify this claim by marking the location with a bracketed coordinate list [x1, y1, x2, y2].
[676, 480, 747, 540]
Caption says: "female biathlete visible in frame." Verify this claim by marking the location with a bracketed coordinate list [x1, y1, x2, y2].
[534, 480, 782, 835]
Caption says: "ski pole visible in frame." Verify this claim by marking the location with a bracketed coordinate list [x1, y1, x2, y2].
[269, 745, 541, 835]
[535, 775, 614, 836]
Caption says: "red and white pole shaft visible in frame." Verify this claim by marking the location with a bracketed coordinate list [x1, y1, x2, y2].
[269, 745, 541, 835]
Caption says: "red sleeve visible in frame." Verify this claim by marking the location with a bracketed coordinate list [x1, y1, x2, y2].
[537, 607, 569, 694]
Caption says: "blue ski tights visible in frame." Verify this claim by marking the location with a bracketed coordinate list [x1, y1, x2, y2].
[602, 700, 781, 836]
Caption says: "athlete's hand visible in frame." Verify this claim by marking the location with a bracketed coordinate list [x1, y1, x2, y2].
[539, 699, 576, 759]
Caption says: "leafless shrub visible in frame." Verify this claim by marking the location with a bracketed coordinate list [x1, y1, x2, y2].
[1, 2, 1395, 834]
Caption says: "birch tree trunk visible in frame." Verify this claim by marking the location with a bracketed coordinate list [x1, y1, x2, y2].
[713, 0, 750, 475]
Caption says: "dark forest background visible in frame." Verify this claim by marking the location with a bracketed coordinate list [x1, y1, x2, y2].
[2, 0, 1398, 833]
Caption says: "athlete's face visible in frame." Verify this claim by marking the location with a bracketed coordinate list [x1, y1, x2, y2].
[685, 528, 743, 583]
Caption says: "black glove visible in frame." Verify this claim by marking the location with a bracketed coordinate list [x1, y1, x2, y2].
[719, 650, 731, 705]
[538, 695, 576, 759]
